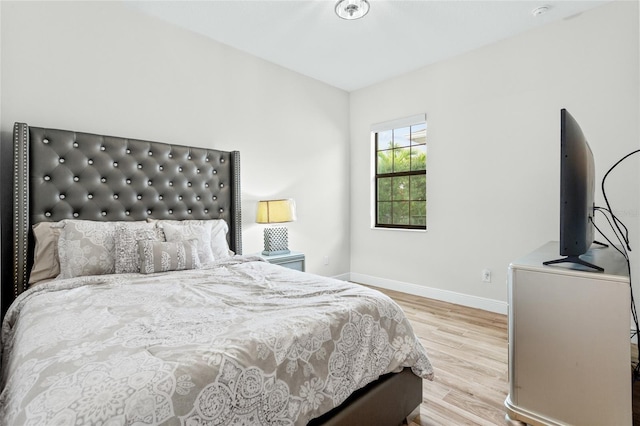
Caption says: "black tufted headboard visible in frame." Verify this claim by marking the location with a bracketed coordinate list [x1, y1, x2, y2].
[11, 122, 242, 301]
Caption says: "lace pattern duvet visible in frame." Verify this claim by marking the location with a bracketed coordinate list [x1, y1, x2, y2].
[0, 257, 433, 426]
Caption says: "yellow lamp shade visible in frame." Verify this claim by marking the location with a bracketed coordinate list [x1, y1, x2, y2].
[256, 199, 297, 224]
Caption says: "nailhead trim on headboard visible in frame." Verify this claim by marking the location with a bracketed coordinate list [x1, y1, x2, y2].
[13, 123, 29, 299]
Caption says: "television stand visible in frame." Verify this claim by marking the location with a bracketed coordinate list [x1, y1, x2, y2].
[542, 255, 604, 272]
[542, 241, 609, 272]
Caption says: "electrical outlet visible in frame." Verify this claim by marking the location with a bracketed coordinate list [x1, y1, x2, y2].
[482, 269, 492, 283]
[323, 256, 330, 266]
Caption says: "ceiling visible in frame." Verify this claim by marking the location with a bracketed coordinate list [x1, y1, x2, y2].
[127, 0, 612, 92]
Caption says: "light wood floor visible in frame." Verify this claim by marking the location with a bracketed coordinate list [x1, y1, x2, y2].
[374, 287, 509, 425]
[375, 286, 640, 426]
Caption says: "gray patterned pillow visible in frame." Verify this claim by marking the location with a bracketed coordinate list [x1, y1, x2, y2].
[138, 239, 201, 274]
[114, 222, 164, 274]
[57, 220, 117, 279]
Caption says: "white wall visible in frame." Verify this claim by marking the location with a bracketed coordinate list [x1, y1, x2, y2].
[349, 0, 640, 313]
[0, 1, 351, 284]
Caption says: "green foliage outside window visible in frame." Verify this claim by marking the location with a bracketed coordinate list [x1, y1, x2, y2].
[375, 122, 427, 229]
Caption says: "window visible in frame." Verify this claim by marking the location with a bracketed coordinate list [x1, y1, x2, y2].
[373, 115, 427, 230]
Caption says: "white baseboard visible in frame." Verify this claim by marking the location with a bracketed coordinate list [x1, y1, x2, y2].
[347, 272, 508, 315]
[331, 272, 351, 282]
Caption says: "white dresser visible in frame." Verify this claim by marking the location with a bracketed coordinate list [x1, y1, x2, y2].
[505, 241, 631, 425]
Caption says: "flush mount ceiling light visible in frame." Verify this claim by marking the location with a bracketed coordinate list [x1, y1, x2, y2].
[531, 5, 551, 17]
[335, 0, 370, 20]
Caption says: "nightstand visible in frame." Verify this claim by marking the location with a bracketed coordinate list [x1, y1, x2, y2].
[258, 251, 305, 272]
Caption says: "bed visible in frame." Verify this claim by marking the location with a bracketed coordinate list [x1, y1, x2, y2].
[1, 122, 433, 425]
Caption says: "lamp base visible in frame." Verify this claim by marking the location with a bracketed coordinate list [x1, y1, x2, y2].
[263, 227, 290, 256]
[262, 249, 291, 256]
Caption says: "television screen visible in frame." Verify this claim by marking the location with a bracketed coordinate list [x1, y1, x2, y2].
[544, 108, 601, 271]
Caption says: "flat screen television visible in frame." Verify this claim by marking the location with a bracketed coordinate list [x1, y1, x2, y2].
[543, 108, 603, 271]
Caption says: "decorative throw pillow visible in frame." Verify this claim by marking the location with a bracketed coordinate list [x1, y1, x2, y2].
[114, 222, 164, 274]
[151, 219, 233, 260]
[57, 220, 117, 279]
[160, 221, 215, 265]
[29, 221, 64, 285]
[138, 239, 200, 274]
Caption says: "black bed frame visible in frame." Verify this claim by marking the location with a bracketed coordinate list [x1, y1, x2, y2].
[9, 122, 422, 425]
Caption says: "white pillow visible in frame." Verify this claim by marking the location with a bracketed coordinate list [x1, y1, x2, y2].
[160, 221, 215, 265]
[209, 220, 234, 260]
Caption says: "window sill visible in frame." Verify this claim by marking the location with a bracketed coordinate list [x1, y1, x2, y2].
[370, 226, 427, 233]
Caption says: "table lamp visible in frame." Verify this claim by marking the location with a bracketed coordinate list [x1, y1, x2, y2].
[256, 199, 297, 255]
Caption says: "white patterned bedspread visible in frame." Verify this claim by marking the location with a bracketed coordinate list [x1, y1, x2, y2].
[0, 257, 433, 426]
